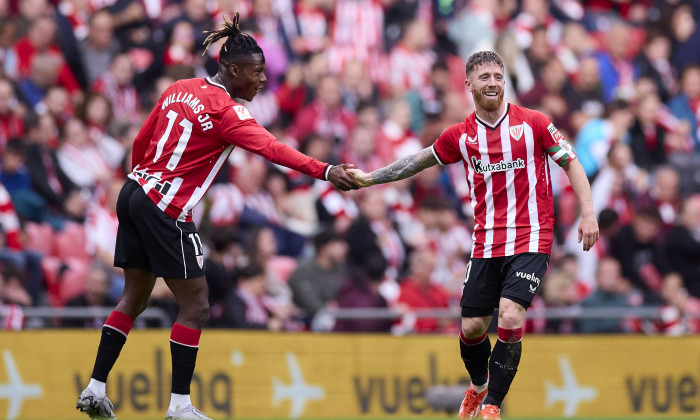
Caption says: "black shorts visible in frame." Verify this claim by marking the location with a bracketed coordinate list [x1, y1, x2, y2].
[114, 180, 205, 279]
[460, 252, 550, 317]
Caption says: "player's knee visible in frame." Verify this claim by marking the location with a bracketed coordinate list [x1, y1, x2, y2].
[183, 299, 210, 328]
[497, 308, 524, 329]
[461, 317, 488, 337]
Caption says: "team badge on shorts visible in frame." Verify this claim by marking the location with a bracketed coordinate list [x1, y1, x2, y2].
[197, 255, 204, 269]
[509, 124, 523, 141]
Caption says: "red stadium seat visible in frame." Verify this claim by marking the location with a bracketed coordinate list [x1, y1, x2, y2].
[24, 222, 54, 255]
[52, 222, 89, 261]
[58, 258, 89, 305]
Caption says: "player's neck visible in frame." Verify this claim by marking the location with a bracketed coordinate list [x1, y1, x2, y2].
[475, 102, 507, 126]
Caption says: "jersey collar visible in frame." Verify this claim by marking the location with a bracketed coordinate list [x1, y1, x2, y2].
[474, 103, 510, 130]
[205, 77, 228, 93]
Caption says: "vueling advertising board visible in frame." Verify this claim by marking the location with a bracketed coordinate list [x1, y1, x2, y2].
[0, 331, 697, 419]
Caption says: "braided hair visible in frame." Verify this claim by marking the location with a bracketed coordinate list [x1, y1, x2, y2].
[202, 13, 264, 65]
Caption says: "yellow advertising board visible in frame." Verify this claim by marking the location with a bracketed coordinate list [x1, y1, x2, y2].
[0, 331, 697, 419]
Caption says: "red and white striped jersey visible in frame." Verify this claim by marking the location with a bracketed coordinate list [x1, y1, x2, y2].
[129, 77, 331, 222]
[432, 104, 576, 258]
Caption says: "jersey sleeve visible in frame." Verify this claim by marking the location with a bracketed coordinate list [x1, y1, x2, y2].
[535, 113, 577, 167]
[431, 123, 463, 166]
[131, 98, 162, 170]
[220, 105, 330, 180]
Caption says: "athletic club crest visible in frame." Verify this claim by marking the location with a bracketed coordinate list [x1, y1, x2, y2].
[509, 124, 523, 141]
[197, 255, 204, 269]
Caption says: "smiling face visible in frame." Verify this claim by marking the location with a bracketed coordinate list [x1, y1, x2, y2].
[466, 62, 505, 113]
[227, 53, 267, 101]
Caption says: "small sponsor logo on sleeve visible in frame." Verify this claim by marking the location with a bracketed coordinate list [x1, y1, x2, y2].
[547, 122, 564, 141]
[233, 105, 253, 120]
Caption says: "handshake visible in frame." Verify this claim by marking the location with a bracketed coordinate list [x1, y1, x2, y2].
[327, 163, 373, 191]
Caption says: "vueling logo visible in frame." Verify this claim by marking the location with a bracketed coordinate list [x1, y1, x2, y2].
[471, 156, 525, 174]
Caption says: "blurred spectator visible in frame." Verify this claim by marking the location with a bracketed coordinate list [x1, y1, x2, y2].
[163, 21, 197, 68]
[346, 188, 406, 281]
[538, 269, 579, 333]
[511, 0, 562, 50]
[204, 226, 240, 326]
[668, 65, 700, 153]
[63, 264, 116, 328]
[56, 118, 110, 190]
[0, 268, 25, 330]
[24, 113, 76, 212]
[85, 178, 123, 294]
[669, 4, 700, 73]
[636, 166, 680, 232]
[288, 230, 347, 320]
[629, 93, 671, 170]
[387, 19, 435, 96]
[79, 93, 125, 171]
[610, 206, 667, 303]
[222, 264, 292, 330]
[575, 99, 634, 177]
[396, 248, 450, 333]
[664, 195, 700, 299]
[579, 257, 642, 333]
[519, 56, 572, 134]
[91, 53, 139, 124]
[333, 254, 392, 333]
[633, 31, 677, 102]
[6, 16, 81, 100]
[243, 225, 297, 308]
[564, 55, 605, 134]
[78, 10, 119, 85]
[656, 272, 700, 335]
[426, 198, 471, 293]
[375, 98, 422, 164]
[0, 77, 24, 152]
[289, 74, 355, 148]
[596, 21, 637, 102]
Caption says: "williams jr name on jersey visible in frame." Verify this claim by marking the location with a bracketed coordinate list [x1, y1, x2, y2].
[129, 77, 330, 223]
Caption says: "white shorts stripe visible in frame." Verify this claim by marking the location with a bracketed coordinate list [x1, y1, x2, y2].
[523, 122, 540, 252]
[175, 220, 187, 279]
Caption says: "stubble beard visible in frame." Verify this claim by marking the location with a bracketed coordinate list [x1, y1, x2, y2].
[473, 89, 504, 113]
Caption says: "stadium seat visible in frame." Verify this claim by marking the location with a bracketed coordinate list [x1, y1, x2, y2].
[58, 258, 89, 305]
[52, 222, 89, 261]
[24, 222, 54, 255]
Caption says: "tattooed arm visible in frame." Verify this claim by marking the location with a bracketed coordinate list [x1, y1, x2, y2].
[347, 147, 439, 187]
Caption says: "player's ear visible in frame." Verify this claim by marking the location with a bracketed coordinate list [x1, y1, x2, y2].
[465, 77, 472, 93]
[228, 63, 239, 78]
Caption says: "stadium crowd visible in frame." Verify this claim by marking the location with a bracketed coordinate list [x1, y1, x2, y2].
[0, 0, 699, 335]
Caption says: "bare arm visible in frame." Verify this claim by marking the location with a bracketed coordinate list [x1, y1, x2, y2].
[348, 147, 439, 187]
[563, 158, 599, 251]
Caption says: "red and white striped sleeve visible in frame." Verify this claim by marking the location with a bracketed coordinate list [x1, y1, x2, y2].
[0, 185, 22, 250]
[220, 105, 331, 181]
[431, 123, 464, 166]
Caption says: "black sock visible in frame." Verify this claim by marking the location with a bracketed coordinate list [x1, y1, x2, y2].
[459, 333, 491, 386]
[91, 327, 127, 382]
[170, 341, 198, 394]
[483, 339, 522, 407]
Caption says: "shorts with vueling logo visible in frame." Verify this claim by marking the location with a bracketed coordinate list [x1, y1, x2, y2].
[460, 252, 550, 317]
